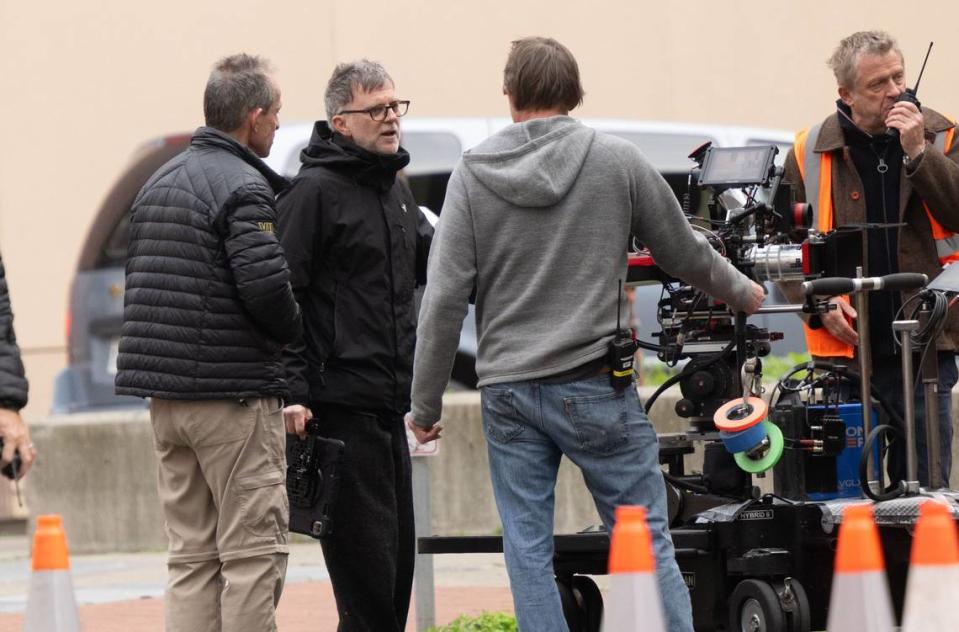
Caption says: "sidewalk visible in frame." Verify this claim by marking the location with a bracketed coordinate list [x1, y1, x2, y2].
[0, 534, 516, 631]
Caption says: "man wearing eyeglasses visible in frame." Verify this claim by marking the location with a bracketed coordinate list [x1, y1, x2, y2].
[275, 59, 431, 632]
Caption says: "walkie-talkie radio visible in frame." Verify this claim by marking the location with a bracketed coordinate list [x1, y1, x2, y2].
[0, 437, 20, 480]
[286, 418, 345, 539]
[887, 41, 933, 139]
[608, 280, 639, 391]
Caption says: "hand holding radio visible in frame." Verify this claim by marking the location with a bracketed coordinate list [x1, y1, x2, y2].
[886, 41, 932, 161]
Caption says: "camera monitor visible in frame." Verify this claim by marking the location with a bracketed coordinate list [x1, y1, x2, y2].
[698, 145, 778, 188]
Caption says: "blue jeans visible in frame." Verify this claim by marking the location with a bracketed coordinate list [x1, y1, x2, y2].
[481, 375, 694, 632]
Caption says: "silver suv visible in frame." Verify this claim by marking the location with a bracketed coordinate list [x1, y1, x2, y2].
[52, 119, 803, 413]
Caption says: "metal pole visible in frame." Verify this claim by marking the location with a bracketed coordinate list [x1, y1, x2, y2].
[893, 319, 921, 494]
[919, 301, 942, 488]
[853, 266, 876, 487]
[411, 457, 435, 631]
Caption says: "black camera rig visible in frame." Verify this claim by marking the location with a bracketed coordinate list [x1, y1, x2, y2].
[630, 144, 861, 430]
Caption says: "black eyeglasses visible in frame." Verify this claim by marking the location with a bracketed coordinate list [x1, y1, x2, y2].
[337, 100, 410, 122]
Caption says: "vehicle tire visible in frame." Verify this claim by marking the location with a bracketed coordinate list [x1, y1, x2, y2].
[727, 578, 786, 632]
[557, 577, 585, 632]
[571, 575, 604, 632]
[780, 578, 811, 632]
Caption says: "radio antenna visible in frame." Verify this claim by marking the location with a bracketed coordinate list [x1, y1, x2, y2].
[617, 279, 623, 331]
[913, 42, 934, 93]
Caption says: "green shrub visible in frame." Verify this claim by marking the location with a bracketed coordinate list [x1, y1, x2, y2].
[427, 612, 517, 632]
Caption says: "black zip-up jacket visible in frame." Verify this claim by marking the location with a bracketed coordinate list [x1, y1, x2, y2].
[0, 256, 27, 411]
[116, 127, 302, 400]
[276, 121, 432, 414]
[837, 102, 904, 357]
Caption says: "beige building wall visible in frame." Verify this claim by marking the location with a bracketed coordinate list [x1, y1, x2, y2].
[1, 0, 957, 418]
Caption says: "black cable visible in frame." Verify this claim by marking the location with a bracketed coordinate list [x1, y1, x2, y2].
[859, 424, 907, 501]
[774, 360, 904, 427]
[772, 360, 911, 499]
[663, 472, 709, 495]
[643, 338, 736, 414]
[644, 371, 688, 415]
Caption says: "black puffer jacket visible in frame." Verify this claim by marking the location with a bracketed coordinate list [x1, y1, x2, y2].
[116, 127, 302, 400]
[0, 257, 27, 411]
[276, 122, 432, 413]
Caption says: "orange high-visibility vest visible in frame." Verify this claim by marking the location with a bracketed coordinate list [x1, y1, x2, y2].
[794, 121, 957, 358]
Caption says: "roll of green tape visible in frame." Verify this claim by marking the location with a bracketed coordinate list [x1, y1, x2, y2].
[733, 421, 785, 474]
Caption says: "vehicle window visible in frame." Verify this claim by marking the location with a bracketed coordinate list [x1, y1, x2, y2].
[97, 212, 130, 268]
[609, 132, 715, 172]
[407, 173, 452, 215]
[402, 133, 462, 213]
[404, 132, 462, 175]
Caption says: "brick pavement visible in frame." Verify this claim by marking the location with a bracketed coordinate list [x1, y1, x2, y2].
[0, 580, 515, 631]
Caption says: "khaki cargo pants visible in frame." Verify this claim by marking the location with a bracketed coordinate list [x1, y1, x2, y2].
[150, 397, 289, 632]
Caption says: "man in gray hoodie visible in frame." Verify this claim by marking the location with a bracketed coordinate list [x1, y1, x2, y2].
[408, 37, 764, 632]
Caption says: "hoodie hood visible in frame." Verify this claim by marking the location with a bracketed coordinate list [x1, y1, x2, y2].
[462, 116, 595, 207]
[300, 121, 410, 191]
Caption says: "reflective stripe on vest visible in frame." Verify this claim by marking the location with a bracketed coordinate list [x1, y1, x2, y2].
[794, 124, 851, 358]
[794, 120, 958, 357]
[925, 127, 959, 263]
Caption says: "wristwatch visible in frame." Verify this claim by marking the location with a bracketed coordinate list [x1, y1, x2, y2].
[904, 144, 926, 168]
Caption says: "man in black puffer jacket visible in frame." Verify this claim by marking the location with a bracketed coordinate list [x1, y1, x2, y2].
[276, 59, 432, 632]
[115, 54, 300, 632]
[0, 256, 32, 479]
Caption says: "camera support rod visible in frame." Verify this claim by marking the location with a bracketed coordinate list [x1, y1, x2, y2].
[893, 319, 922, 494]
[919, 300, 942, 489]
[853, 267, 876, 491]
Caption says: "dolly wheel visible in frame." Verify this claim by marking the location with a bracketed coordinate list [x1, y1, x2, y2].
[571, 576, 604, 632]
[556, 578, 585, 632]
[728, 579, 786, 632]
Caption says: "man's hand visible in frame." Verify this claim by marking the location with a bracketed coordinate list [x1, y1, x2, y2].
[0, 409, 34, 478]
[886, 100, 926, 160]
[405, 413, 442, 444]
[821, 297, 859, 346]
[743, 281, 766, 315]
[283, 404, 312, 439]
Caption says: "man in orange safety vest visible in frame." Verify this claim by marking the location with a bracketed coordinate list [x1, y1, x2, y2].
[781, 30, 959, 487]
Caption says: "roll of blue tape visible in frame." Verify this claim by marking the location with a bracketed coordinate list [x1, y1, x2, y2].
[719, 422, 767, 454]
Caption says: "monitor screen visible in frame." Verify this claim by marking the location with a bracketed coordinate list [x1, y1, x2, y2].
[699, 146, 777, 187]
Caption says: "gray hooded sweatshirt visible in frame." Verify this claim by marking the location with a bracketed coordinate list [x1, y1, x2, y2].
[411, 116, 754, 425]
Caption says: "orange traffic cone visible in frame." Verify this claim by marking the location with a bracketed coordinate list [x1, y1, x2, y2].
[601, 505, 665, 632]
[825, 504, 894, 632]
[23, 514, 81, 631]
[901, 500, 959, 631]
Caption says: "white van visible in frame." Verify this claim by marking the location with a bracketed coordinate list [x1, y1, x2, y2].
[52, 118, 798, 413]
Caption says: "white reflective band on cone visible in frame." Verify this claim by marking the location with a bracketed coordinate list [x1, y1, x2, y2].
[825, 571, 894, 632]
[23, 570, 81, 632]
[901, 564, 959, 631]
[602, 572, 665, 632]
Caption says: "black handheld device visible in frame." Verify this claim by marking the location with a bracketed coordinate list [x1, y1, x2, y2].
[286, 418, 345, 539]
[887, 42, 933, 139]
[608, 280, 639, 391]
[0, 437, 19, 480]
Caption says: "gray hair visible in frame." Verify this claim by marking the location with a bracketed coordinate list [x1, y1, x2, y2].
[203, 54, 277, 132]
[324, 59, 394, 120]
[827, 31, 902, 89]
